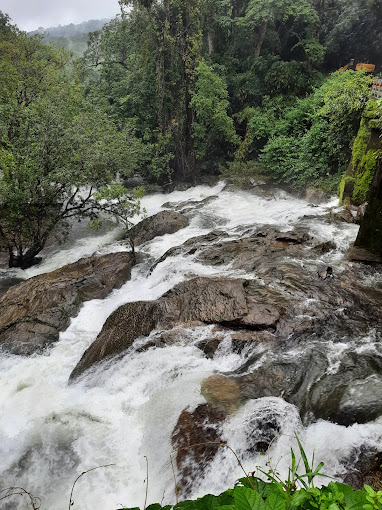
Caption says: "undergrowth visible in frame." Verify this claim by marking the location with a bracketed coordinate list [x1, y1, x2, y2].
[122, 436, 382, 510]
[2, 436, 381, 510]
[123, 480, 382, 510]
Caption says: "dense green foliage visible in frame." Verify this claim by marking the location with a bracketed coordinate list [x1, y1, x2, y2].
[120, 436, 382, 510]
[1, 0, 381, 266]
[0, 12, 141, 268]
[77, 0, 380, 187]
[122, 480, 382, 510]
[257, 70, 372, 190]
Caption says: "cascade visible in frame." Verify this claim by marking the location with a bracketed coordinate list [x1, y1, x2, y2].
[0, 182, 381, 509]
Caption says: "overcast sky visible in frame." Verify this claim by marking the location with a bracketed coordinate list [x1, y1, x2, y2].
[1, 0, 120, 32]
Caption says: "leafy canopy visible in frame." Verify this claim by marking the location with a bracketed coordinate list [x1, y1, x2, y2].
[0, 14, 142, 268]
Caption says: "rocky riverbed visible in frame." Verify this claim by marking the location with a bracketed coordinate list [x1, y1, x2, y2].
[0, 182, 381, 509]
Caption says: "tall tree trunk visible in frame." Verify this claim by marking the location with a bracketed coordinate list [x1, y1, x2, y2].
[254, 19, 268, 58]
[184, 75, 197, 180]
[207, 32, 214, 55]
[315, 0, 325, 40]
[7, 245, 15, 269]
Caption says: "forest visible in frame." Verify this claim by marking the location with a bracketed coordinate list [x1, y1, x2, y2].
[0, 0, 381, 267]
[1, 3, 382, 508]
[28, 19, 111, 56]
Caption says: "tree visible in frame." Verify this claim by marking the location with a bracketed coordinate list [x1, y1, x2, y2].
[190, 59, 239, 169]
[84, 0, 204, 181]
[0, 15, 142, 268]
[258, 69, 372, 188]
[324, 0, 382, 70]
[91, 184, 145, 257]
[244, 0, 319, 59]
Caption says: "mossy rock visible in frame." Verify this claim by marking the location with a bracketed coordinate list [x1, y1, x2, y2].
[352, 150, 381, 204]
[340, 100, 382, 206]
[352, 119, 370, 169]
[339, 175, 355, 205]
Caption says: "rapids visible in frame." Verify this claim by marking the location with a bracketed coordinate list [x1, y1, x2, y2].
[0, 182, 381, 509]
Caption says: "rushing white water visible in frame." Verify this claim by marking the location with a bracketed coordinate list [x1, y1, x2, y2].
[0, 183, 381, 509]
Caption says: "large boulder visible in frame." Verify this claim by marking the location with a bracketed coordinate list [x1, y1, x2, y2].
[0, 252, 135, 355]
[128, 210, 189, 246]
[306, 352, 382, 426]
[172, 403, 226, 495]
[70, 276, 288, 379]
[151, 228, 313, 274]
[329, 206, 355, 224]
[198, 229, 313, 271]
[201, 375, 242, 413]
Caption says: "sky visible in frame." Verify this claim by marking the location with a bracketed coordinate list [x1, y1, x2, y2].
[1, 0, 121, 32]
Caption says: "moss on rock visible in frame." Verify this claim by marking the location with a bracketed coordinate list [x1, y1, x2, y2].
[339, 100, 382, 206]
[352, 149, 381, 204]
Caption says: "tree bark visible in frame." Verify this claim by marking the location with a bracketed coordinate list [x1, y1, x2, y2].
[254, 20, 268, 58]
[207, 32, 214, 55]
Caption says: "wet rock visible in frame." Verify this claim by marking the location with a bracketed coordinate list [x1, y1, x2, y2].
[198, 229, 313, 270]
[349, 245, 382, 263]
[201, 375, 242, 413]
[228, 398, 303, 461]
[229, 329, 277, 354]
[313, 241, 337, 254]
[70, 277, 288, 379]
[275, 231, 311, 244]
[240, 401, 284, 455]
[305, 188, 329, 204]
[238, 364, 290, 401]
[195, 328, 275, 358]
[0, 252, 135, 355]
[0, 274, 25, 296]
[152, 227, 313, 274]
[136, 329, 188, 351]
[342, 447, 382, 490]
[355, 202, 368, 224]
[172, 403, 226, 495]
[128, 210, 189, 246]
[317, 266, 333, 279]
[235, 348, 332, 424]
[122, 173, 144, 189]
[150, 230, 227, 273]
[162, 195, 217, 212]
[330, 206, 355, 224]
[306, 353, 382, 425]
[195, 338, 222, 358]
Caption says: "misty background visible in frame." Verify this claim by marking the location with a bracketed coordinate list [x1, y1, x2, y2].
[1, 0, 120, 32]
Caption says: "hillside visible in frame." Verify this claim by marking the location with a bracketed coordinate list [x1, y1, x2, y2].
[28, 18, 110, 55]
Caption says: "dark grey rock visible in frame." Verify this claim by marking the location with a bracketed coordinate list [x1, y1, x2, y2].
[0, 252, 135, 355]
[129, 210, 189, 246]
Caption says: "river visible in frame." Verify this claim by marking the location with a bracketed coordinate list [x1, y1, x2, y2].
[0, 182, 381, 509]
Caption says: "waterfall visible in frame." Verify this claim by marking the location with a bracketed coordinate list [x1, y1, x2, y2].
[0, 182, 381, 509]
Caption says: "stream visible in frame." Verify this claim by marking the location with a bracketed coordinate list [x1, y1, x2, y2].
[0, 182, 381, 509]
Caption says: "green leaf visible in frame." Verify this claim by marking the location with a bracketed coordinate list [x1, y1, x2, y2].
[217, 491, 235, 505]
[264, 492, 287, 510]
[290, 489, 311, 509]
[234, 486, 266, 510]
[335, 484, 368, 510]
[295, 434, 310, 476]
[195, 494, 222, 509]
